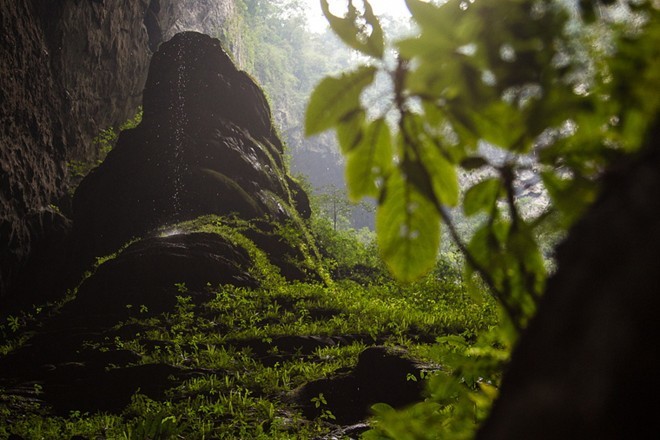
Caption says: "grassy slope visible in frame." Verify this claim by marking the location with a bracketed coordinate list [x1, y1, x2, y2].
[0, 285, 496, 438]
[0, 218, 498, 439]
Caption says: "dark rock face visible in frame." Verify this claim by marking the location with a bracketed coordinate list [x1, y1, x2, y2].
[65, 232, 258, 325]
[291, 346, 432, 425]
[0, 317, 213, 415]
[0, 1, 238, 300]
[4, 208, 72, 312]
[0, 0, 181, 299]
[71, 32, 309, 266]
[477, 120, 660, 439]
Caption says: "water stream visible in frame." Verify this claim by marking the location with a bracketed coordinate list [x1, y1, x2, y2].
[171, 42, 189, 219]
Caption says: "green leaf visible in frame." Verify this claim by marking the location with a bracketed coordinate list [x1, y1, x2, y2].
[305, 65, 376, 136]
[405, 0, 460, 36]
[401, 114, 459, 207]
[405, 0, 480, 48]
[321, 0, 384, 59]
[419, 141, 459, 207]
[346, 117, 392, 200]
[336, 109, 366, 154]
[464, 178, 501, 217]
[400, 158, 436, 207]
[376, 169, 441, 282]
[466, 219, 509, 291]
[470, 101, 526, 151]
[507, 224, 547, 300]
[370, 402, 395, 416]
[541, 171, 598, 226]
[400, 45, 452, 100]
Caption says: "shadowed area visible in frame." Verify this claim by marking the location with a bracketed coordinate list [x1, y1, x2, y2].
[71, 32, 310, 269]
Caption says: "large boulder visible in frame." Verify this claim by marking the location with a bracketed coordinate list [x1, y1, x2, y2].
[71, 32, 310, 267]
[291, 346, 433, 425]
[64, 232, 259, 325]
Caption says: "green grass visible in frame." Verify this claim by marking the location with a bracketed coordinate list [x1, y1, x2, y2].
[0, 265, 498, 439]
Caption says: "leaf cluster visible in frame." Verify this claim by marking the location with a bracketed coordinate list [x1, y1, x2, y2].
[306, 0, 660, 333]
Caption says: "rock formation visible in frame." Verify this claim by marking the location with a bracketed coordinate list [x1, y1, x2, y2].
[61, 31, 315, 324]
[0, 0, 171, 300]
[291, 346, 433, 425]
[71, 31, 310, 268]
[0, 30, 317, 420]
[0, 0, 237, 302]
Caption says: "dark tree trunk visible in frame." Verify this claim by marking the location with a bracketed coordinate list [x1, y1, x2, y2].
[478, 116, 660, 439]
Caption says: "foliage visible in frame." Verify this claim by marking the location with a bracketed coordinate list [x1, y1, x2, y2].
[1, 205, 493, 437]
[306, 0, 660, 332]
[312, 183, 374, 230]
[0, 266, 496, 439]
[306, 0, 658, 437]
[312, 215, 381, 271]
[160, 213, 330, 285]
[306, 184, 386, 282]
[67, 108, 143, 188]
[363, 324, 511, 440]
[215, 0, 378, 228]
[217, 1, 351, 140]
[165, 215, 287, 286]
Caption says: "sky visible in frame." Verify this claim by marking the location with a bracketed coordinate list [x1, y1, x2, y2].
[302, 0, 413, 33]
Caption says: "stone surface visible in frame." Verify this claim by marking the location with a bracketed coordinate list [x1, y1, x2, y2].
[0, 342, 209, 415]
[64, 232, 258, 326]
[1, 207, 73, 312]
[314, 423, 371, 440]
[71, 32, 310, 268]
[291, 346, 433, 425]
[0, 0, 237, 300]
[0, 0, 180, 299]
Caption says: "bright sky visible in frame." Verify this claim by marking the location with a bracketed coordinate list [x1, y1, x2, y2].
[302, 0, 412, 33]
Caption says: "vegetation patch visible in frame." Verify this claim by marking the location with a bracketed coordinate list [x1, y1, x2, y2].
[0, 247, 497, 439]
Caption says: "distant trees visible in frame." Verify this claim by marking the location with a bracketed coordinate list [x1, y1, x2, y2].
[215, 1, 416, 229]
[217, 0, 350, 145]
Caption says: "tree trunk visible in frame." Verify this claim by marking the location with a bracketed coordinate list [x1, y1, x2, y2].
[477, 117, 660, 439]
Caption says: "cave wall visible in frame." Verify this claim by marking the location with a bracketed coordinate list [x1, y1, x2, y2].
[0, 0, 235, 300]
[164, 0, 237, 41]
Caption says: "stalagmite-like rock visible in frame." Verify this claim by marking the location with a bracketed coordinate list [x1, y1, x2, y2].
[71, 32, 310, 267]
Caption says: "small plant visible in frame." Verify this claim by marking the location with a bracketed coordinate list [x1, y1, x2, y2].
[32, 383, 43, 396]
[125, 413, 182, 440]
[311, 392, 327, 409]
[311, 393, 336, 421]
[6, 315, 20, 333]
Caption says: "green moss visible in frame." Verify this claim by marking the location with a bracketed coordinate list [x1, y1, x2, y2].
[67, 108, 143, 190]
[160, 215, 285, 286]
